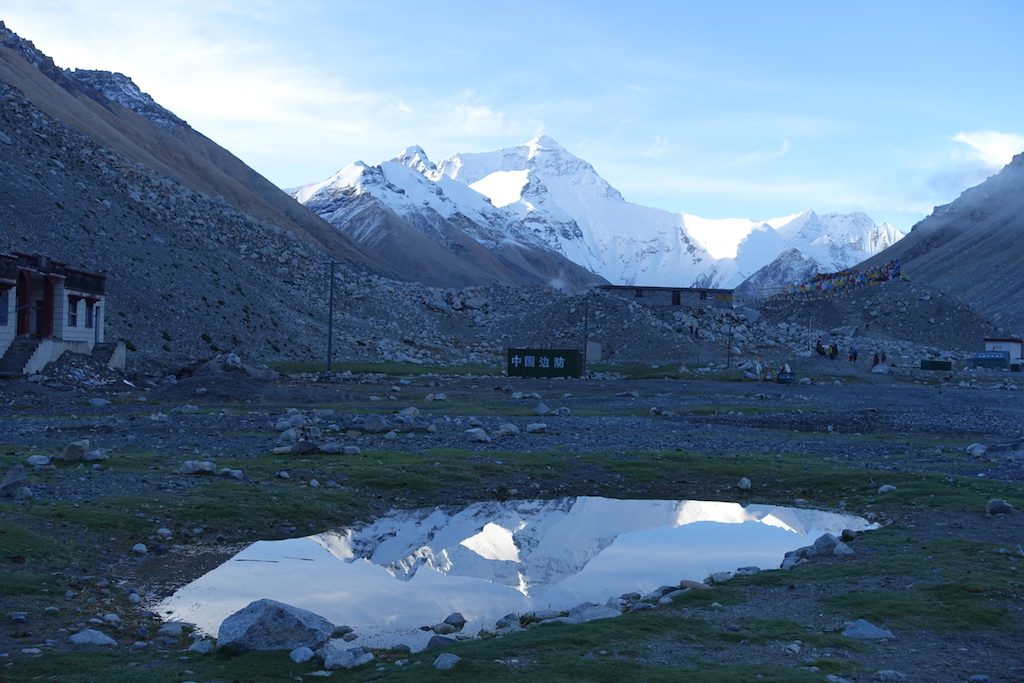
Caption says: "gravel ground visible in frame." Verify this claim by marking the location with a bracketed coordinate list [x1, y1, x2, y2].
[1, 365, 1022, 682]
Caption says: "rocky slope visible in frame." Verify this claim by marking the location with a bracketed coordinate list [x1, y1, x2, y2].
[864, 152, 1024, 332]
[0, 21, 377, 273]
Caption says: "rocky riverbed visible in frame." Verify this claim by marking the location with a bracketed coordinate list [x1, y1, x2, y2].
[1, 358, 1022, 682]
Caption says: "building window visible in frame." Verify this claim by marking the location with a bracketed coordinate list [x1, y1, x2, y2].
[0, 289, 8, 326]
[85, 300, 95, 329]
[67, 296, 79, 327]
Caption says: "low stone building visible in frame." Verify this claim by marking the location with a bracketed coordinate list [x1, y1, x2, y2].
[597, 284, 735, 309]
[982, 337, 1024, 362]
[0, 253, 124, 377]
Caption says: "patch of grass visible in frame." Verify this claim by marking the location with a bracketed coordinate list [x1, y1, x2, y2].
[716, 618, 854, 650]
[581, 448, 1024, 512]
[823, 583, 1012, 632]
[27, 481, 367, 538]
[0, 569, 55, 596]
[0, 519, 75, 564]
[3, 650, 319, 682]
[269, 360, 501, 376]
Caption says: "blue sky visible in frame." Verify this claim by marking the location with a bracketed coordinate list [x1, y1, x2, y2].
[4, 1, 1023, 232]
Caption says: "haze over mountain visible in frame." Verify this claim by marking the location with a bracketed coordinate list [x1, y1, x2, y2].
[865, 151, 1024, 330]
[295, 136, 904, 291]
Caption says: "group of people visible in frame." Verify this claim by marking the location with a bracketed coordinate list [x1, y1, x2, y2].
[816, 339, 841, 360]
[815, 339, 887, 367]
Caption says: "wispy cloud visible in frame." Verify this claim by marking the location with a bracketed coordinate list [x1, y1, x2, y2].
[643, 136, 670, 159]
[953, 130, 1024, 169]
[734, 139, 791, 166]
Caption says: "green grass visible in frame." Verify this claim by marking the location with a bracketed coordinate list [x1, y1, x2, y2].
[25, 482, 366, 539]
[0, 569, 56, 596]
[581, 448, 1024, 512]
[269, 360, 501, 376]
[0, 518, 76, 564]
[823, 583, 1012, 632]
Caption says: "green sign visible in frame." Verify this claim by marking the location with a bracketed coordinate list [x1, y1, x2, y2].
[507, 349, 583, 378]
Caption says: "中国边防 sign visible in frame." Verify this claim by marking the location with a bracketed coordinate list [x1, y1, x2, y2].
[507, 349, 583, 378]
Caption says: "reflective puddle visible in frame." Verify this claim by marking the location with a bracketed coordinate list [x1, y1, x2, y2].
[159, 497, 874, 651]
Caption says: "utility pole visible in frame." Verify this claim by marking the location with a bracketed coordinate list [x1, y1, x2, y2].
[726, 318, 733, 367]
[581, 291, 590, 375]
[326, 261, 335, 372]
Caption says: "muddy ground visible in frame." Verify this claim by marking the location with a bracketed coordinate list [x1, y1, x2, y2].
[1, 362, 1022, 682]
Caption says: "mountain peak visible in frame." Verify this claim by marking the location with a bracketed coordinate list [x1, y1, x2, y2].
[393, 145, 435, 174]
[527, 135, 564, 157]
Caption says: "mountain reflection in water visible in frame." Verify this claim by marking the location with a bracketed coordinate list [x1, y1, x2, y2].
[158, 497, 874, 651]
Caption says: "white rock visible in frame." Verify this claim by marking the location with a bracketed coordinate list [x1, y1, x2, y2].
[132, 543, 148, 555]
[290, 646, 315, 663]
[737, 477, 751, 491]
[69, 629, 117, 646]
[26, 455, 50, 467]
[526, 423, 547, 434]
[465, 428, 491, 443]
[433, 653, 462, 670]
[877, 484, 897, 494]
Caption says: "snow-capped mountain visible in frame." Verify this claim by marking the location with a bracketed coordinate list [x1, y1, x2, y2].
[292, 145, 604, 289]
[294, 136, 904, 290]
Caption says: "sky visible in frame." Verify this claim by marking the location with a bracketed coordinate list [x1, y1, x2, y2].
[4, 1, 1023, 233]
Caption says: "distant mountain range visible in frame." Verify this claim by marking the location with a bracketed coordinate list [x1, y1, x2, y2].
[293, 136, 904, 292]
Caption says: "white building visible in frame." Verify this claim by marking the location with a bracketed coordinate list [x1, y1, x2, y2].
[0, 252, 124, 377]
[982, 337, 1024, 362]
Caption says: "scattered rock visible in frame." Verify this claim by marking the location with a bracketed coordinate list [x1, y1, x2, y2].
[188, 639, 215, 654]
[985, 499, 1014, 515]
[465, 427, 491, 443]
[59, 439, 90, 462]
[878, 484, 897, 494]
[736, 477, 751, 491]
[0, 464, 28, 497]
[426, 635, 457, 649]
[131, 543, 148, 555]
[497, 423, 520, 437]
[363, 414, 391, 433]
[433, 652, 462, 670]
[842, 619, 895, 640]
[25, 455, 50, 467]
[217, 599, 335, 653]
[290, 646, 315, 663]
[322, 641, 374, 670]
[179, 460, 217, 475]
[443, 612, 467, 630]
[526, 423, 547, 434]
[69, 628, 117, 646]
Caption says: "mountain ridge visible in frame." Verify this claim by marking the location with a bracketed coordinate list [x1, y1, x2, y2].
[295, 136, 904, 290]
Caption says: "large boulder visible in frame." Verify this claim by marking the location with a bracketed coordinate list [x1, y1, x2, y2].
[0, 464, 28, 497]
[217, 599, 335, 653]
